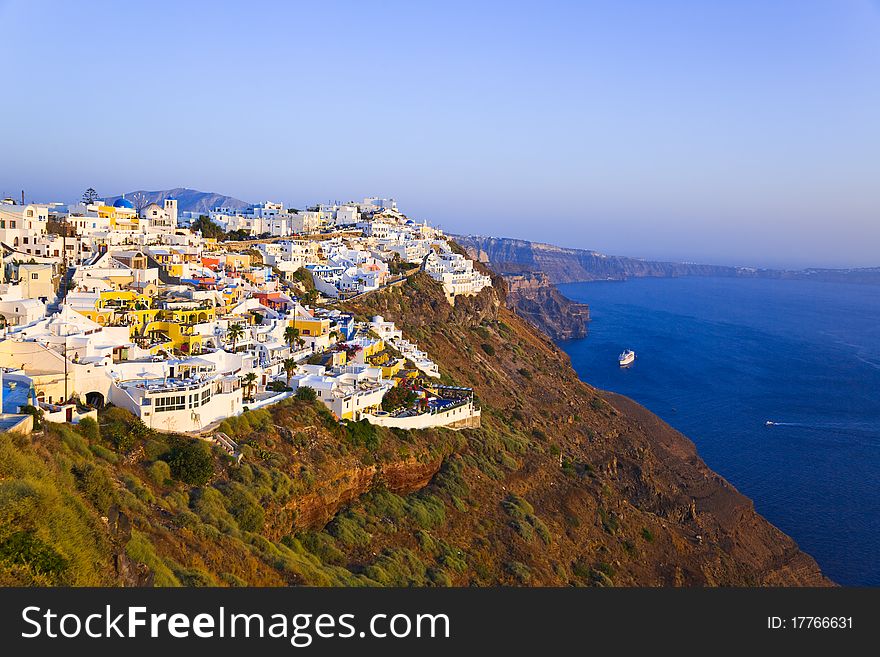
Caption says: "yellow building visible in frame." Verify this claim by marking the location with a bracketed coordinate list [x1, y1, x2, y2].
[143, 320, 207, 355]
[72, 290, 159, 331]
[291, 315, 330, 337]
[225, 253, 251, 270]
[162, 306, 216, 325]
[379, 358, 405, 379]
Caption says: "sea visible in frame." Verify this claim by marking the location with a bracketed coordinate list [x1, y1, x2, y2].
[558, 276, 880, 586]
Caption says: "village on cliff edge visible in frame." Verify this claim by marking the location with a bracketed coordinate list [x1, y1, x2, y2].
[0, 194, 491, 445]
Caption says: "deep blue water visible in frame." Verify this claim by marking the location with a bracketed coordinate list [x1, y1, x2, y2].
[558, 277, 880, 586]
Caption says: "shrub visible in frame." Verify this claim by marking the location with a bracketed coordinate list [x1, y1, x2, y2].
[502, 494, 550, 543]
[591, 562, 615, 586]
[479, 343, 495, 356]
[0, 531, 67, 579]
[224, 488, 265, 533]
[295, 386, 317, 402]
[571, 559, 591, 580]
[267, 381, 291, 393]
[71, 463, 116, 513]
[89, 444, 119, 463]
[144, 437, 170, 461]
[381, 385, 418, 412]
[296, 532, 346, 566]
[505, 561, 531, 584]
[344, 420, 380, 451]
[427, 567, 452, 587]
[76, 417, 100, 442]
[147, 461, 172, 486]
[641, 527, 655, 543]
[124, 531, 180, 586]
[166, 440, 214, 486]
[364, 548, 427, 586]
[56, 425, 90, 457]
[598, 507, 619, 534]
[327, 515, 371, 547]
[190, 487, 238, 535]
[175, 568, 217, 587]
[405, 494, 446, 529]
[102, 408, 151, 453]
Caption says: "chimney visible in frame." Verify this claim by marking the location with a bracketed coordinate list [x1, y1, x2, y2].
[21, 190, 24, 205]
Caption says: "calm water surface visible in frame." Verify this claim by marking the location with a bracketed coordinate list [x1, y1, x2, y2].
[559, 277, 880, 586]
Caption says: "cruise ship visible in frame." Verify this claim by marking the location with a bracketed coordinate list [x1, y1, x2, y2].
[618, 349, 636, 367]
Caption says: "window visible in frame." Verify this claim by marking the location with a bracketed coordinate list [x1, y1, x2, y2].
[155, 394, 186, 412]
[31, 273, 39, 280]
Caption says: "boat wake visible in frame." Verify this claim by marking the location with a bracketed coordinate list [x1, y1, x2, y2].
[763, 420, 879, 441]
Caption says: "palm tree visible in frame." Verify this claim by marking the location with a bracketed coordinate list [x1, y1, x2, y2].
[284, 325, 300, 349]
[243, 372, 258, 401]
[227, 323, 244, 352]
[282, 357, 297, 385]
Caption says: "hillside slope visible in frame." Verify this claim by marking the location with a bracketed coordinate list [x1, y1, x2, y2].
[0, 269, 829, 586]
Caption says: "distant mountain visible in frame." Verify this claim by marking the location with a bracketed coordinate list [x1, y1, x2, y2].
[456, 235, 880, 285]
[455, 235, 754, 283]
[105, 187, 251, 215]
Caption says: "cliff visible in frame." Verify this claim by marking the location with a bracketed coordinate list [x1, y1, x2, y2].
[457, 235, 880, 286]
[504, 271, 590, 340]
[457, 235, 747, 283]
[342, 271, 830, 585]
[0, 266, 830, 587]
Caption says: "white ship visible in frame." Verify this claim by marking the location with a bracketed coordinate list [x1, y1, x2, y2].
[618, 349, 635, 367]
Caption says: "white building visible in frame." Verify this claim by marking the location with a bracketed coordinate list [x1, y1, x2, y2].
[140, 198, 178, 230]
[110, 373, 242, 433]
[423, 249, 492, 303]
[290, 364, 391, 420]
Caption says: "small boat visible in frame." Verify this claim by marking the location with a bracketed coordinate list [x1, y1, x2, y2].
[618, 349, 635, 367]
[765, 420, 775, 426]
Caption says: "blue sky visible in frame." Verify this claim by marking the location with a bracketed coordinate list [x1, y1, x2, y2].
[1, 0, 878, 268]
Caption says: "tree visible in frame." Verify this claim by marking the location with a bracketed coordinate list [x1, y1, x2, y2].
[243, 372, 258, 401]
[226, 323, 244, 352]
[130, 191, 149, 214]
[82, 188, 99, 205]
[295, 386, 317, 402]
[283, 325, 300, 349]
[282, 357, 297, 385]
[191, 216, 226, 240]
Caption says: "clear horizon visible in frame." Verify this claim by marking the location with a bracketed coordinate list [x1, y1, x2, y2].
[2, 0, 879, 270]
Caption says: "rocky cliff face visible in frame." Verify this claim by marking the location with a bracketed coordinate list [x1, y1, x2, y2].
[344, 270, 831, 585]
[457, 235, 880, 286]
[457, 235, 750, 283]
[504, 272, 590, 340]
